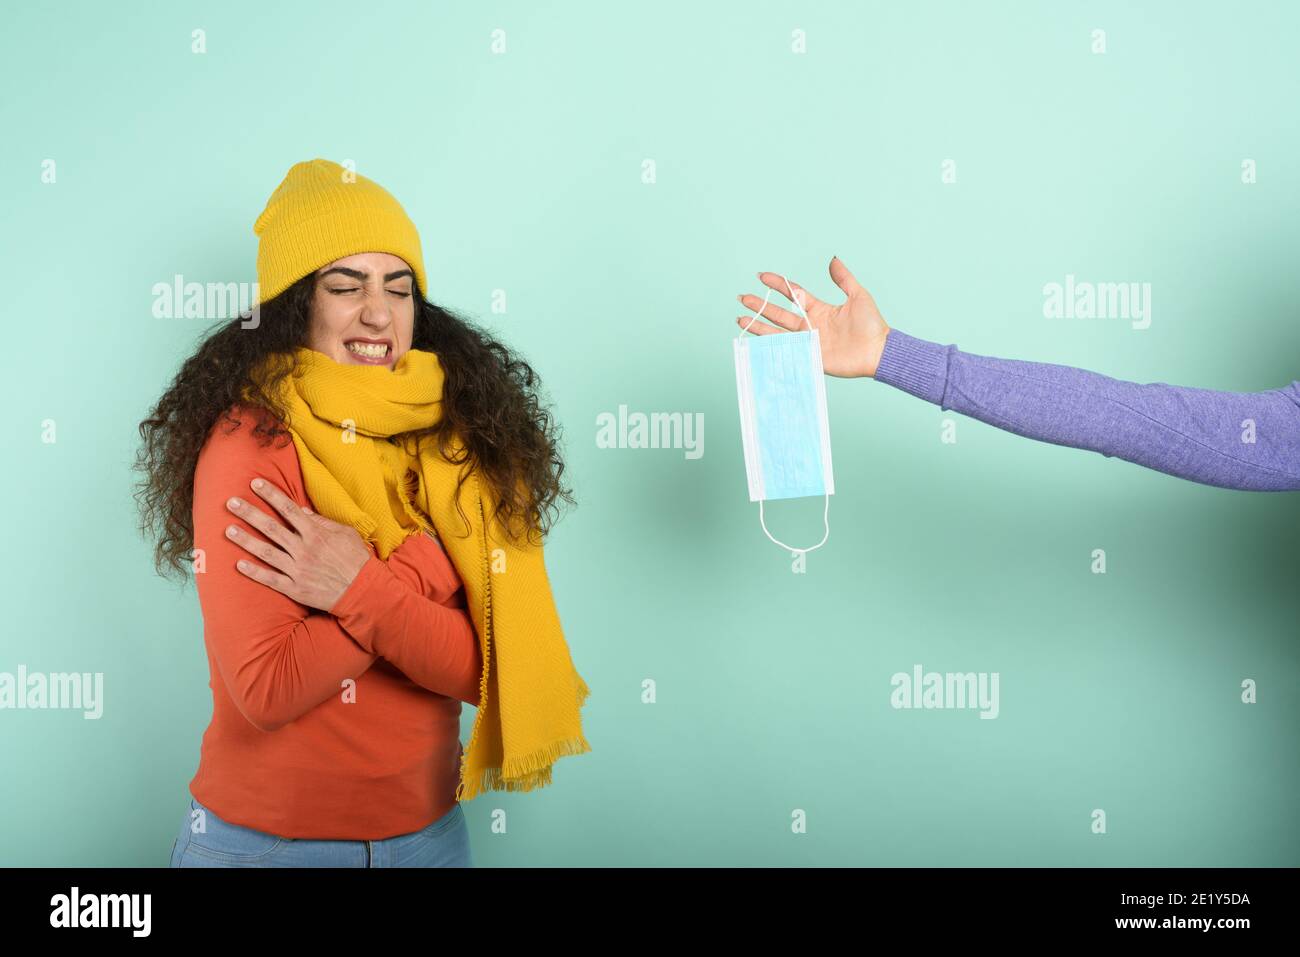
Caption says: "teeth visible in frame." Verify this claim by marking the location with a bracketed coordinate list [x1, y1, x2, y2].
[346, 341, 388, 358]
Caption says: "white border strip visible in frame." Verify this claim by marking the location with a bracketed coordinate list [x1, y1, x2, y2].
[808, 329, 835, 495]
[733, 337, 765, 502]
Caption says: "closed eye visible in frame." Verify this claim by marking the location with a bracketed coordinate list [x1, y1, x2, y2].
[328, 287, 411, 298]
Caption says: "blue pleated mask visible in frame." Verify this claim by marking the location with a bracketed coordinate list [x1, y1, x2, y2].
[733, 274, 834, 555]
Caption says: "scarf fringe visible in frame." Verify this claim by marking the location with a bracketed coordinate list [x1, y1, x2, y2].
[455, 733, 594, 802]
[398, 465, 439, 538]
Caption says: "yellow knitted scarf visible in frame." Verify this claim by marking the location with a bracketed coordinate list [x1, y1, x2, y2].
[245, 346, 590, 801]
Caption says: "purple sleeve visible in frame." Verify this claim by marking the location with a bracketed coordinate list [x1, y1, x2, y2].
[872, 329, 1300, 492]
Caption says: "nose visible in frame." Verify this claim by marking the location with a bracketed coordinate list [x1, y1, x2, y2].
[358, 295, 394, 329]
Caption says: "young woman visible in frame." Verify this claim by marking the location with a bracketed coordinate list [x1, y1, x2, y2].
[737, 258, 1300, 492]
[135, 160, 586, 867]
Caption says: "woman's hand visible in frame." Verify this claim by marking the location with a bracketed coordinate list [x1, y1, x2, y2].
[224, 477, 373, 613]
[736, 256, 891, 378]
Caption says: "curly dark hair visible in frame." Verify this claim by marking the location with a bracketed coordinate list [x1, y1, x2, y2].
[133, 274, 575, 583]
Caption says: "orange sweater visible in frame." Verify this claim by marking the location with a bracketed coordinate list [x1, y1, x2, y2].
[186, 404, 482, 840]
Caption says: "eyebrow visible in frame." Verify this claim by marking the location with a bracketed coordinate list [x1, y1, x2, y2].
[318, 266, 414, 283]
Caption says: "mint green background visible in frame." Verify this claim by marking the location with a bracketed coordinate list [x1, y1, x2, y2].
[1, 0, 1296, 866]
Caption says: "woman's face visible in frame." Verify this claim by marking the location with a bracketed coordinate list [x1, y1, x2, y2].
[307, 251, 416, 368]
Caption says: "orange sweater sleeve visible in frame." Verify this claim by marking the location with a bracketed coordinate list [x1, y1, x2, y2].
[328, 548, 482, 708]
[193, 407, 480, 731]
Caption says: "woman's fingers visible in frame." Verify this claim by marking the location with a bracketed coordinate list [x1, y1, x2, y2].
[735, 315, 784, 335]
[225, 523, 295, 574]
[233, 556, 298, 598]
[737, 293, 805, 332]
[248, 477, 313, 536]
[757, 272, 823, 314]
[828, 256, 864, 298]
[226, 494, 301, 558]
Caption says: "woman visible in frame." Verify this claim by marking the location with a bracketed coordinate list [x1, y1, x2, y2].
[738, 258, 1300, 491]
[135, 159, 590, 867]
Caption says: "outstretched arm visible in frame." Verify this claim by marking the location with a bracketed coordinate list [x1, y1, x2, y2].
[873, 330, 1300, 492]
[736, 258, 1300, 493]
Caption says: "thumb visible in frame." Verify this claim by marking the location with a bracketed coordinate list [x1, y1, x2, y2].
[829, 255, 864, 298]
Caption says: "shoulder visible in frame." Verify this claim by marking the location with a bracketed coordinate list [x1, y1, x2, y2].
[199, 403, 292, 459]
[195, 403, 303, 493]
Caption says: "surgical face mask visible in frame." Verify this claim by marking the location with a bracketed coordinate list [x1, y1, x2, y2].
[733, 274, 834, 555]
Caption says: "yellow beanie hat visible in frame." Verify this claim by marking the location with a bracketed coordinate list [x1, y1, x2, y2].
[253, 158, 427, 304]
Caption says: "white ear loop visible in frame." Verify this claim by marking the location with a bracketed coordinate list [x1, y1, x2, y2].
[737, 274, 830, 557]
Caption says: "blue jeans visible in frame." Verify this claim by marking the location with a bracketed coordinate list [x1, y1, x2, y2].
[169, 796, 473, 868]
